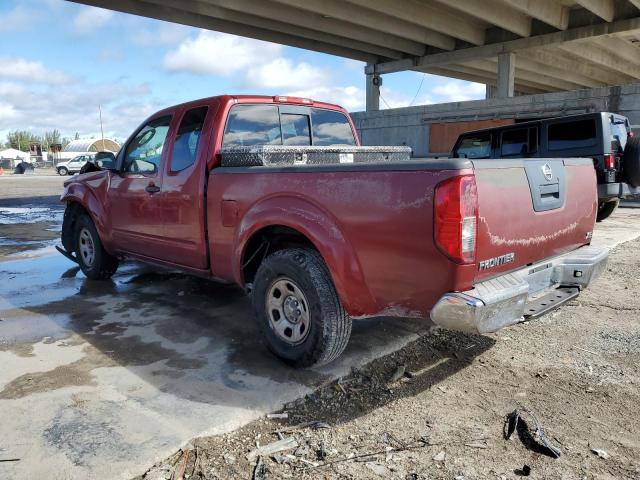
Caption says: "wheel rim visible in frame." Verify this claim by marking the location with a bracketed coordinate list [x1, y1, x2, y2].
[78, 227, 96, 267]
[266, 277, 310, 345]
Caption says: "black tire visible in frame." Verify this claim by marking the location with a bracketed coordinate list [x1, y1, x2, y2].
[597, 199, 619, 222]
[74, 214, 119, 280]
[623, 135, 640, 187]
[252, 248, 352, 368]
[58, 167, 68, 176]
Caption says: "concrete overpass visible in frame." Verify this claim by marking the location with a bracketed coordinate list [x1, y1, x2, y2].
[73, 0, 640, 108]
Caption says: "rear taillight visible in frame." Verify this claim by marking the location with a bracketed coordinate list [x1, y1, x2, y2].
[604, 153, 615, 170]
[434, 175, 478, 264]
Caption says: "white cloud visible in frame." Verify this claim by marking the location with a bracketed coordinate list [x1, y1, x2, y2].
[132, 23, 193, 46]
[285, 86, 365, 111]
[0, 5, 38, 33]
[73, 6, 113, 35]
[163, 30, 281, 76]
[245, 58, 327, 90]
[432, 80, 485, 102]
[0, 57, 69, 85]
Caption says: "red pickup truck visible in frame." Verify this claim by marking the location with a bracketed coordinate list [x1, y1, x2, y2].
[59, 95, 607, 367]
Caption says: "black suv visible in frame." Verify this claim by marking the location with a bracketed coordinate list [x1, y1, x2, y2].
[452, 112, 640, 221]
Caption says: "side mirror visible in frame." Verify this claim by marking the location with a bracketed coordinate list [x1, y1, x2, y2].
[94, 151, 118, 171]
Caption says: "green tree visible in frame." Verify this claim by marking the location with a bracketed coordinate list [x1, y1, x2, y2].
[5, 130, 41, 151]
[43, 129, 62, 150]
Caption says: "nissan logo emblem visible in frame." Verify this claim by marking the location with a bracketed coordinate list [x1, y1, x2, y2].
[542, 163, 553, 181]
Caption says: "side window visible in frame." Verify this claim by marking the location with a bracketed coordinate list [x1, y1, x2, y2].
[311, 109, 356, 146]
[548, 119, 597, 150]
[281, 113, 311, 145]
[222, 105, 281, 147]
[501, 128, 528, 156]
[123, 116, 172, 174]
[455, 133, 492, 159]
[171, 106, 208, 172]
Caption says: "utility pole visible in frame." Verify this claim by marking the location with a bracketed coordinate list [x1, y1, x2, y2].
[99, 105, 105, 150]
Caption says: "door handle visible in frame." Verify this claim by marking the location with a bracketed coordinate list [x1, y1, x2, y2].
[145, 184, 160, 194]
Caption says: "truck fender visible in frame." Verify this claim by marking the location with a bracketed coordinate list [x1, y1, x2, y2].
[235, 195, 375, 317]
[60, 177, 114, 253]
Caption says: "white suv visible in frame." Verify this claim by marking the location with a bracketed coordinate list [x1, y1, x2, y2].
[56, 154, 94, 175]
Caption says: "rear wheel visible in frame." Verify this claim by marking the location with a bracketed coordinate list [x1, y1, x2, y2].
[623, 135, 640, 187]
[252, 248, 352, 368]
[58, 167, 68, 176]
[597, 199, 619, 222]
[74, 214, 118, 280]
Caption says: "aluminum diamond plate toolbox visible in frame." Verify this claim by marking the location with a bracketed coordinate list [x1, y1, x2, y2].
[220, 145, 412, 167]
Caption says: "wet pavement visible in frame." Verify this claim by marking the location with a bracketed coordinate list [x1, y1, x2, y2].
[0, 204, 639, 479]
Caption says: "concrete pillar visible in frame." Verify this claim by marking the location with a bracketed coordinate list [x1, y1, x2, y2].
[497, 52, 515, 98]
[485, 84, 496, 99]
[366, 63, 381, 111]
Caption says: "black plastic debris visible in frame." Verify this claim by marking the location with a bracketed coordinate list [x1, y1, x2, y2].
[505, 407, 562, 458]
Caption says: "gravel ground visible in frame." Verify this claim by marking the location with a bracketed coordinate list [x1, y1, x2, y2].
[139, 238, 640, 480]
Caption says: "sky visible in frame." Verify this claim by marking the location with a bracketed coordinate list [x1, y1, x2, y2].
[0, 0, 486, 143]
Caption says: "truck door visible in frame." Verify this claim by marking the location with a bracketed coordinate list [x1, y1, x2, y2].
[109, 114, 174, 258]
[157, 102, 216, 269]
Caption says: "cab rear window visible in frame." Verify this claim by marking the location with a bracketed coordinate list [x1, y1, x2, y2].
[311, 109, 356, 146]
[455, 133, 491, 159]
[222, 105, 282, 147]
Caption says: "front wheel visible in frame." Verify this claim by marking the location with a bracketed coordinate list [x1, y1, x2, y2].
[58, 167, 68, 176]
[597, 199, 619, 222]
[74, 214, 119, 280]
[252, 248, 352, 368]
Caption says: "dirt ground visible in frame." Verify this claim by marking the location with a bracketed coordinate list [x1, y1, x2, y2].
[139, 238, 640, 480]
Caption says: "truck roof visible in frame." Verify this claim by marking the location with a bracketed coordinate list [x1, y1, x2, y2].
[156, 94, 348, 116]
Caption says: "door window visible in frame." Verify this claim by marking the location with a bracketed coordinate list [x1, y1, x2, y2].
[171, 106, 208, 172]
[222, 105, 281, 147]
[311, 109, 356, 145]
[501, 128, 528, 156]
[123, 116, 172, 174]
[455, 133, 492, 159]
[281, 113, 311, 145]
[548, 119, 597, 150]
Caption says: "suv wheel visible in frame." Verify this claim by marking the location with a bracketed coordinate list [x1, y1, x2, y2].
[597, 199, 619, 222]
[58, 167, 68, 175]
[623, 135, 640, 187]
[74, 214, 119, 280]
[252, 248, 352, 368]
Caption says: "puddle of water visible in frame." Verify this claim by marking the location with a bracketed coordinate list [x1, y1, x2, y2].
[0, 206, 63, 225]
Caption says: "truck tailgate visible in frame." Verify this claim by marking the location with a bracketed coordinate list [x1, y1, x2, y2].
[472, 158, 597, 284]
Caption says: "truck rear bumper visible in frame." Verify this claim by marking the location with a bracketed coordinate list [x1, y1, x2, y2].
[430, 245, 608, 334]
[598, 182, 640, 200]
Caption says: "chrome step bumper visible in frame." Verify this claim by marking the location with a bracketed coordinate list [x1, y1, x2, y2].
[430, 246, 608, 334]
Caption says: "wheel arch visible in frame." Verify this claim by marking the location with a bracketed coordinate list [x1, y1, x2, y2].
[235, 196, 376, 317]
[61, 185, 113, 254]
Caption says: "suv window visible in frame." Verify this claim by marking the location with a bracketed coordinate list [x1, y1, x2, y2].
[548, 119, 597, 150]
[501, 128, 528, 156]
[456, 133, 491, 159]
[123, 115, 172, 174]
[223, 105, 281, 147]
[311, 109, 355, 146]
[171, 106, 208, 172]
[281, 113, 311, 145]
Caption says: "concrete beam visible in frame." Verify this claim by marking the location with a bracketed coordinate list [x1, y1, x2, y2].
[523, 48, 631, 85]
[366, 64, 380, 112]
[590, 36, 640, 66]
[204, 0, 423, 58]
[434, 0, 531, 38]
[344, 0, 486, 45]
[630, 0, 640, 10]
[513, 54, 604, 88]
[367, 16, 640, 74]
[557, 41, 640, 78]
[503, 0, 570, 30]
[270, 0, 456, 50]
[497, 52, 515, 97]
[72, 0, 380, 63]
[576, 0, 615, 22]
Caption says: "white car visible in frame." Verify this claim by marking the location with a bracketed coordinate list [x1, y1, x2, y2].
[56, 154, 95, 175]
